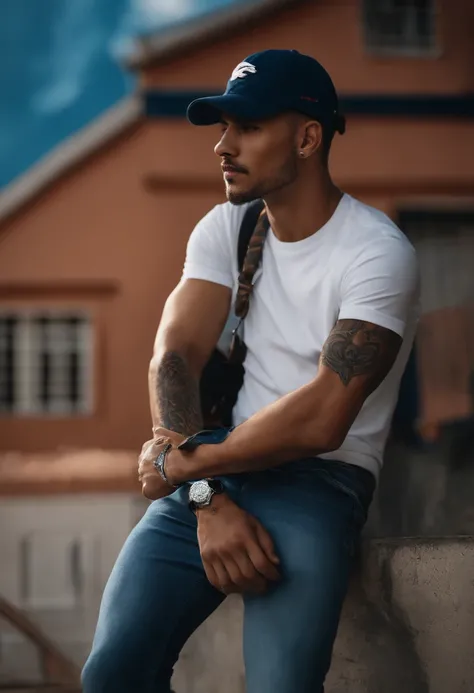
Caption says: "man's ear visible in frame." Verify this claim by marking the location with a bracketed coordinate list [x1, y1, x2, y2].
[299, 119, 323, 158]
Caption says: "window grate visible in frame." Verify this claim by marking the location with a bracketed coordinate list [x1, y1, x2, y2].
[0, 315, 17, 410]
[363, 0, 437, 56]
[0, 310, 93, 416]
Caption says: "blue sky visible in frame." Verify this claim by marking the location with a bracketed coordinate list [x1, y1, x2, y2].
[0, 0, 237, 188]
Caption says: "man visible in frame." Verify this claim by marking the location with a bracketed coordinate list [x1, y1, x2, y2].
[82, 50, 419, 692]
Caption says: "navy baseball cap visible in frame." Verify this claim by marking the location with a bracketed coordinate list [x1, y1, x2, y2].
[187, 49, 345, 134]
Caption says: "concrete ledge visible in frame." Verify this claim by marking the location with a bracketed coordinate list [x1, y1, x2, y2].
[0, 450, 139, 496]
[172, 538, 474, 693]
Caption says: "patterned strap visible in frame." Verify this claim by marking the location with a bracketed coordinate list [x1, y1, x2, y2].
[227, 208, 269, 368]
[235, 208, 269, 319]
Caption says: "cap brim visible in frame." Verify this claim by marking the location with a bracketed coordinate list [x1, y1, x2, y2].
[186, 94, 282, 125]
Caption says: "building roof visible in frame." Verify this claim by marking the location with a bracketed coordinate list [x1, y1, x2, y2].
[0, 0, 302, 224]
[126, 0, 303, 70]
[0, 96, 142, 225]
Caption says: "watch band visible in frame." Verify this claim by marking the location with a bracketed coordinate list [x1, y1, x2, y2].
[206, 478, 224, 494]
[153, 443, 179, 489]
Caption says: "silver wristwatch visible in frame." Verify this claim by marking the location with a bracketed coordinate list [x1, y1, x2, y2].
[188, 479, 224, 512]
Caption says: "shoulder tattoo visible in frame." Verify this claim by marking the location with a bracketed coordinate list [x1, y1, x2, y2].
[321, 319, 402, 391]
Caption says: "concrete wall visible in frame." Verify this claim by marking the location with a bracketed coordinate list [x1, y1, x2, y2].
[369, 435, 474, 538]
[0, 492, 147, 683]
[2, 489, 473, 691]
[172, 538, 474, 693]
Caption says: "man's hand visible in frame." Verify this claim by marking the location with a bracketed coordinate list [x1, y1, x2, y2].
[152, 427, 186, 447]
[197, 494, 281, 595]
[138, 437, 173, 500]
[138, 428, 187, 500]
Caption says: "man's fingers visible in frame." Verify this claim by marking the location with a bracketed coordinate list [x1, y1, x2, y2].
[253, 522, 280, 565]
[247, 533, 280, 582]
[152, 426, 167, 438]
[153, 427, 183, 446]
[150, 437, 172, 450]
[202, 560, 224, 593]
[204, 554, 265, 595]
[141, 439, 154, 454]
[221, 555, 248, 591]
[247, 545, 280, 582]
[208, 558, 233, 595]
[198, 503, 280, 594]
[233, 550, 267, 594]
[221, 553, 266, 594]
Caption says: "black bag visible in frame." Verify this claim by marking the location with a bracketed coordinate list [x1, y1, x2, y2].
[199, 199, 266, 428]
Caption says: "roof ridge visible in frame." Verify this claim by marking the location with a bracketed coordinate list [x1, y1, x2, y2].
[125, 0, 303, 70]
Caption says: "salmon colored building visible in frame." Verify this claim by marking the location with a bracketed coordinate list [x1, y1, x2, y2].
[1, 0, 473, 460]
[0, 0, 473, 679]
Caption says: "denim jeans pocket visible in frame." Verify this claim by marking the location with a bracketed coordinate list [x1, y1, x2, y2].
[318, 461, 375, 531]
[262, 458, 373, 558]
[278, 458, 375, 531]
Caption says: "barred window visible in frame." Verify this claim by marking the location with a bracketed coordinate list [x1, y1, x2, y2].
[0, 311, 93, 416]
[362, 0, 437, 55]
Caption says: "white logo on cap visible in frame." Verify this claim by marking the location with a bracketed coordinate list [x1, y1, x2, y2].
[230, 61, 257, 81]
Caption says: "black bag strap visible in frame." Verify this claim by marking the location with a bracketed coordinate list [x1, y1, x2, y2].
[237, 199, 265, 270]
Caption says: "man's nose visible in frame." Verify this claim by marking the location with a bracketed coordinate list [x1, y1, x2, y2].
[214, 128, 238, 158]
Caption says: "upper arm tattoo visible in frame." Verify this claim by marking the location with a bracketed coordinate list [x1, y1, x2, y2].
[156, 351, 203, 436]
[321, 319, 402, 392]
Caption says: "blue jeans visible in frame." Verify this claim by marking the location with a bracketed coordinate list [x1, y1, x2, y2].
[82, 431, 374, 693]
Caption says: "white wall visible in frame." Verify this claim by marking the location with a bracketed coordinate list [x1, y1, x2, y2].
[0, 493, 147, 682]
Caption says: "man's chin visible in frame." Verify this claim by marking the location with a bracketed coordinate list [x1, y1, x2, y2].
[226, 185, 260, 206]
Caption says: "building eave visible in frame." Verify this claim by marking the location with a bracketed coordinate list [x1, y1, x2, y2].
[125, 0, 304, 70]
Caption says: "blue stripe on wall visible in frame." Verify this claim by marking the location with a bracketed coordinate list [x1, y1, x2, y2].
[145, 90, 474, 119]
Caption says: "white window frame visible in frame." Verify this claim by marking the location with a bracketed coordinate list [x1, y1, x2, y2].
[362, 0, 439, 58]
[0, 309, 94, 417]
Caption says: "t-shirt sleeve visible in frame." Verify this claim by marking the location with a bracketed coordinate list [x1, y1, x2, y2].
[181, 204, 234, 289]
[339, 235, 419, 338]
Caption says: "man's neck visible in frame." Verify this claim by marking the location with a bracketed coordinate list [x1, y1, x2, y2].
[264, 173, 343, 243]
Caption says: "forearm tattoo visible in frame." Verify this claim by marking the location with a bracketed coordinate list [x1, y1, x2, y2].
[156, 351, 203, 435]
[321, 319, 401, 391]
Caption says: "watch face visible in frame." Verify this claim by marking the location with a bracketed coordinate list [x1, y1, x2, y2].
[190, 480, 212, 506]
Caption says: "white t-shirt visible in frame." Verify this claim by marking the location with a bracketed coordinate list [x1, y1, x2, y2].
[182, 193, 419, 478]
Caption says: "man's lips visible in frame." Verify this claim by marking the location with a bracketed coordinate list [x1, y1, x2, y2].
[222, 164, 246, 176]
[222, 167, 246, 181]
